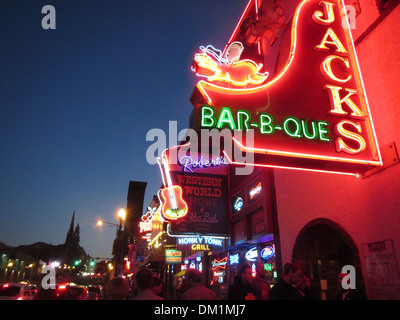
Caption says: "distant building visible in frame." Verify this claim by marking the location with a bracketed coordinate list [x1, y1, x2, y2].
[0, 211, 87, 283]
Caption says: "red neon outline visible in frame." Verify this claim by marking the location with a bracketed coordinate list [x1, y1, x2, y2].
[232, 137, 381, 166]
[338, 0, 382, 166]
[223, 149, 360, 178]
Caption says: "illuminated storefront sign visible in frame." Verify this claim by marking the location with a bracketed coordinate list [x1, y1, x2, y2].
[249, 182, 262, 200]
[161, 145, 229, 236]
[165, 249, 182, 265]
[260, 246, 275, 260]
[139, 220, 152, 233]
[211, 257, 228, 270]
[158, 152, 188, 221]
[233, 196, 243, 212]
[178, 155, 227, 173]
[230, 253, 240, 265]
[246, 247, 258, 262]
[191, 0, 381, 176]
[193, 42, 269, 87]
[177, 236, 224, 251]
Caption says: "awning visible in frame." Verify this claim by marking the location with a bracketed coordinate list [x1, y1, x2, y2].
[174, 270, 186, 277]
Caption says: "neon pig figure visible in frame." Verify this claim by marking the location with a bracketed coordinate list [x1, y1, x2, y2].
[192, 41, 268, 87]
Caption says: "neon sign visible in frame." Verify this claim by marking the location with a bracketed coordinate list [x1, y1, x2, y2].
[192, 42, 268, 88]
[233, 197, 243, 212]
[177, 236, 223, 251]
[157, 151, 188, 221]
[200, 105, 331, 142]
[260, 246, 275, 260]
[191, 0, 381, 176]
[139, 207, 158, 233]
[249, 182, 262, 199]
[230, 253, 239, 265]
[211, 257, 228, 270]
[178, 155, 227, 172]
[246, 247, 258, 262]
[139, 220, 152, 233]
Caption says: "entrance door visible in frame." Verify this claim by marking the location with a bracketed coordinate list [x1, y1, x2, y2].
[292, 219, 366, 300]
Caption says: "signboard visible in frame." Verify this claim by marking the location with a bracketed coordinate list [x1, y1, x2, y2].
[176, 236, 224, 251]
[190, 0, 381, 176]
[246, 247, 258, 262]
[165, 249, 182, 265]
[362, 239, 400, 299]
[158, 145, 229, 236]
[260, 245, 275, 260]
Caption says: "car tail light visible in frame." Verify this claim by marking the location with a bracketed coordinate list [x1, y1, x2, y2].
[58, 285, 67, 290]
[17, 297, 23, 300]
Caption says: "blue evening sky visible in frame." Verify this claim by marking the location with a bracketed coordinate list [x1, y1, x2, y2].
[0, 0, 246, 258]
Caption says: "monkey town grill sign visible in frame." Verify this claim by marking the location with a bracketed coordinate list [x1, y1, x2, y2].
[190, 0, 381, 177]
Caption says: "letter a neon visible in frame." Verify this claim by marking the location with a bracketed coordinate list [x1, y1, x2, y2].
[217, 107, 236, 130]
[315, 28, 348, 54]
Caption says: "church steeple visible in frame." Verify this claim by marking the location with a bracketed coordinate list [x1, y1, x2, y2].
[65, 211, 76, 244]
[64, 211, 84, 265]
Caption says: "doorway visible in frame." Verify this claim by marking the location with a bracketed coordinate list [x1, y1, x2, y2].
[292, 218, 366, 300]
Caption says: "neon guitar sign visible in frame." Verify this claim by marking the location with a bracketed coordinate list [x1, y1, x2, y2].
[157, 151, 188, 221]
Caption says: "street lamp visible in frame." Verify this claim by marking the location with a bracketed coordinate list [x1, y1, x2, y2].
[118, 208, 126, 232]
[118, 208, 126, 221]
[96, 219, 119, 233]
[95, 208, 127, 276]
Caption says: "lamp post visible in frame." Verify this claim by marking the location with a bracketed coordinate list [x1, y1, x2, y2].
[96, 208, 127, 276]
[96, 220, 119, 237]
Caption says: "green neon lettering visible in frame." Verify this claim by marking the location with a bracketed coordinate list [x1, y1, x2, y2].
[318, 121, 331, 141]
[302, 119, 317, 140]
[237, 110, 251, 130]
[260, 113, 274, 134]
[217, 107, 236, 130]
[201, 105, 216, 128]
[284, 117, 302, 137]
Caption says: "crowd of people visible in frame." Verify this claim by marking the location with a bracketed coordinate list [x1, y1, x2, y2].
[103, 262, 365, 300]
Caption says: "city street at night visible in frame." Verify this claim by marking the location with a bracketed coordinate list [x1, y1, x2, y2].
[1, 0, 399, 311]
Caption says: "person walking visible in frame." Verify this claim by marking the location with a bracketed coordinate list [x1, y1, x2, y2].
[251, 262, 270, 300]
[179, 268, 217, 300]
[269, 262, 307, 300]
[131, 268, 165, 300]
[228, 264, 256, 300]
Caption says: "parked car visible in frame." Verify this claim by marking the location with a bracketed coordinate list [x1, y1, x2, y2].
[87, 285, 104, 300]
[34, 283, 88, 300]
[0, 283, 38, 300]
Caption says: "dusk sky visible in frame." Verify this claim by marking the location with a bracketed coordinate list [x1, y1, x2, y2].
[0, 0, 247, 258]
